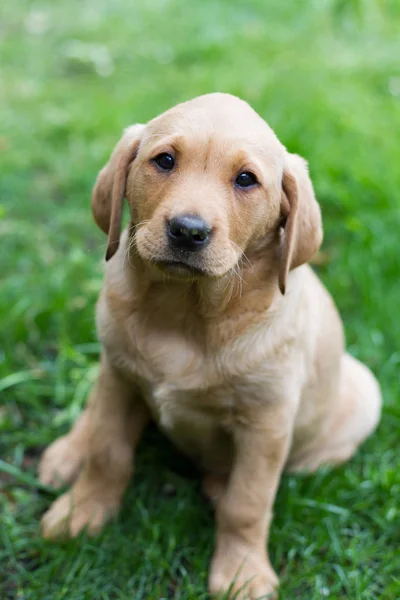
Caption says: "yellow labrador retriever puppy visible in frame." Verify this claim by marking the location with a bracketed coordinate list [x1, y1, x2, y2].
[39, 94, 381, 599]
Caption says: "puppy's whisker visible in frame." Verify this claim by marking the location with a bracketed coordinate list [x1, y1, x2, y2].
[132, 219, 150, 231]
[240, 252, 253, 271]
[221, 268, 237, 304]
[230, 240, 254, 272]
[228, 262, 245, 299]
[124, 232, 143, 267]
[226, 265, 244, 298]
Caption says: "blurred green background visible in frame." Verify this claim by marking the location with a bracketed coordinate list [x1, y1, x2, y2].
[1, 0, 399, 598]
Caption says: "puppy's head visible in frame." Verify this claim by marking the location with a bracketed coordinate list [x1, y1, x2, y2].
[92, 93, 322, 293]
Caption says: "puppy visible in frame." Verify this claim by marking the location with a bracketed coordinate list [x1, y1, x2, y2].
[39, 93, 382, 599]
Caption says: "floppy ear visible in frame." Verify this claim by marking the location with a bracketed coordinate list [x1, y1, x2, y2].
[279, 153, 323, 294]
[91, 124, 145, 261]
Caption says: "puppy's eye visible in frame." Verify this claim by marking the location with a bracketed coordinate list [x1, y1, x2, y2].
[153, 152, 175, 171]
[235, 171, 258, 189]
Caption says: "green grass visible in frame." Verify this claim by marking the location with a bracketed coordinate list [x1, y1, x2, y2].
[1, 0, 400, 598]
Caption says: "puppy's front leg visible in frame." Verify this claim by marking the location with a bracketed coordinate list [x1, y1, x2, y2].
[209, 407, 292, 600]
[41, 356, 150, 540]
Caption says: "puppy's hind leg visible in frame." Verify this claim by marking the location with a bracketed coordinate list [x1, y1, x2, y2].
[287, 353, 382, 473]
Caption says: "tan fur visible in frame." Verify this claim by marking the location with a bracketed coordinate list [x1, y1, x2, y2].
[39, 94, 381, 599]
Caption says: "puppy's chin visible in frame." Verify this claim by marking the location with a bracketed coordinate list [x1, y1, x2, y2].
[136, 252, 235, 282]
[154, 259, 208, 279]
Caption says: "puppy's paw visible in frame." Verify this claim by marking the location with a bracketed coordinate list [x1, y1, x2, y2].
[41, 490, 119, 540]
[39, 436, 83, 488]
[209, 547, 278, 599]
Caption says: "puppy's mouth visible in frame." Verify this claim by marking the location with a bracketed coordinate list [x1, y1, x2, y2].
[155, 259, 207, 277]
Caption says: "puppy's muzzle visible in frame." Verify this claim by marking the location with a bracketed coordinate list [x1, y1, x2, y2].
[167, 214, 212, 253]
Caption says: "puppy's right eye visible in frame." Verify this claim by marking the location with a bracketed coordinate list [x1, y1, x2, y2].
[153, 153, 175, 171]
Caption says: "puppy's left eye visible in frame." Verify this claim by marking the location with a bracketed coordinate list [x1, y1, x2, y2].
[153, 152, 175, 171]
[235, 171, 258, 189]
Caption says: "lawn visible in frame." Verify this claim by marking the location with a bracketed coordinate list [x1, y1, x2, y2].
[1, 0, 400, 598]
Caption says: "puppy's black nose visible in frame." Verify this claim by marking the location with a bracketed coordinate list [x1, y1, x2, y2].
[167, 215, 211, 252]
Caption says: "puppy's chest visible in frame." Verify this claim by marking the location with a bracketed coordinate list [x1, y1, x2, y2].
[113, 315, 242, 456]
[107, 310, 247, 422]
[127, 312, 216, 383]
[101, 297, 283, 460]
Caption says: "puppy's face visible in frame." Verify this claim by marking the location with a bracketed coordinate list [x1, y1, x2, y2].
[130, 96, 285, 278]
[92, 94, 322, 291]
